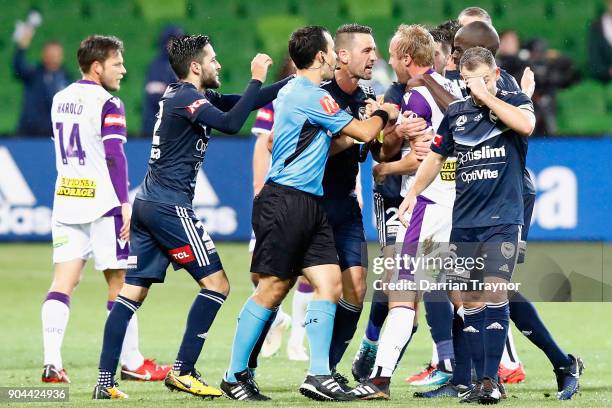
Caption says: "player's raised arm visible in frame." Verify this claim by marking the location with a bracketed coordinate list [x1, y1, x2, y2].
[408, 73, 459, 111]
[193, 53, 274, 134]
[462, 48, 535, 136]
[167, 35, 273, 134]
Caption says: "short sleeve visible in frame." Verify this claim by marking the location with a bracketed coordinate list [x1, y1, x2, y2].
[101, 97, 127, 142]
[431, 113, 454, 156]
[305, 89, 353, 136]
[400, 89, 432, 126]
[251, 102, 274, 135]
[508, 92, 534, 113]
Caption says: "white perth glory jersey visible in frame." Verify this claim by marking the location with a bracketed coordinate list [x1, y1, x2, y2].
[398, 70, 462, 206]
[51, 80, 127, 224]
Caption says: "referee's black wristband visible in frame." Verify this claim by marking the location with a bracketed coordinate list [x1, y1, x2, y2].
[372, 109, 389, 128]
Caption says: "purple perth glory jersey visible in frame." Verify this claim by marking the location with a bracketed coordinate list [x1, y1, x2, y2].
[251, 102, 274, 135]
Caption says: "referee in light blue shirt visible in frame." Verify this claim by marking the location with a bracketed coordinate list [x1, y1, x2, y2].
[222, 25, 398, 402]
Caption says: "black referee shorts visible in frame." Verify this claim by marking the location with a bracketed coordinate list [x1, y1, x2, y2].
[250, 181, 339, 279]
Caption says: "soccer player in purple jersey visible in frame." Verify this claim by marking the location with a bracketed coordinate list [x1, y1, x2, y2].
[44, 35, 169, 385]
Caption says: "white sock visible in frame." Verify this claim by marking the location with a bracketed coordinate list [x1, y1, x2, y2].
[501, 328, 521, 369]
[42, 299, 70, 369]
[431, 341, 438, 366]
[107, 309, 144, 370]
[370, 307, 416, 378]
[289, 289, 312, 346]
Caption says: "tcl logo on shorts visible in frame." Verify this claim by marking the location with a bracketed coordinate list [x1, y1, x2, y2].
[168, 245, 195, 264]
[319, 95, 340, 115]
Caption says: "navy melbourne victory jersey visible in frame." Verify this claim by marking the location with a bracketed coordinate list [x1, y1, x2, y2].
[446, 68, 534, 196]
[431, 90, 534, 228]
[320, 79, 375, 198]
[137, 82, 220, 207]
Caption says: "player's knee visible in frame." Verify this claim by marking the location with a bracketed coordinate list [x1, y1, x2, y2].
[343, 280, 366, 305]
[200, 271, 230, 297]
[315, 278, 342, 303]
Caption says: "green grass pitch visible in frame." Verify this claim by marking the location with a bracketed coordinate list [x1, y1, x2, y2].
[0, 242, 610, 407]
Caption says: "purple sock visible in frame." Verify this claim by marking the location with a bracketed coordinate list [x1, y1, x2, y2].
[45, 291, 70, 307]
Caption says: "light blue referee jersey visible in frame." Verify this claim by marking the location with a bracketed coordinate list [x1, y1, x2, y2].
[267, 76, 353, 196]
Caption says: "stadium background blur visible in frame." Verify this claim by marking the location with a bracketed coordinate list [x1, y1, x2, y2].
[0, 0, 610, 137]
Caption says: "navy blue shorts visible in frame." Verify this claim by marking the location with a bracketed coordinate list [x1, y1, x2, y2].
[373, 192, 403, 249]
[447, 224, 521, 285]
[322, 195, 367, 271]
[126, 199, 223, 285]
[518, 193, 535, 264]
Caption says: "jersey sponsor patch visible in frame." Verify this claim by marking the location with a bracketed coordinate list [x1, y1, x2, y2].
[440, 159, 456, 181]
[186, 98, 209, 114]
[103, 114, 126, 127]
[433, 133, 443, 147]
[169, 244, 195, 264]
[255, 108, 273, 121]
[319, 95, 340, 115]
[56, 177, 96, 198]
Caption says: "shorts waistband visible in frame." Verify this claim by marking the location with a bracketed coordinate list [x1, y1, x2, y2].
[265, 180, 322, 199]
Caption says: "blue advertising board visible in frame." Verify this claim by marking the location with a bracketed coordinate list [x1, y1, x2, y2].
[0, 137, 610, 242]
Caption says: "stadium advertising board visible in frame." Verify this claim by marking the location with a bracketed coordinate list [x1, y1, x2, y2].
[0, 137, 610, 242]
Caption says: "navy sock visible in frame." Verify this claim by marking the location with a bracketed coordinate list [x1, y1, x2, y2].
[463, 305, 486, 380]
[451, 310, 472, 387]
[174, 289, 226, 375]
[248, 307, 278, 370]
[98, 296, 141, 386]
[423, 290, 454, 362]
[510, 292, 571, 369]
[329, 299, 362, 369]
[483, 301, 510, 381]
[365, 289, 388, 342]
